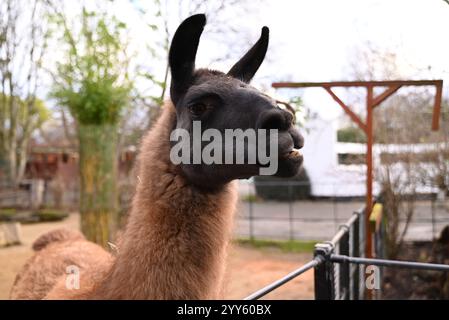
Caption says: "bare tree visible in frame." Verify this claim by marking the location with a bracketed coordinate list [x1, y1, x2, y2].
[0, 0, 50, 187]
[374, 96, 425, 258]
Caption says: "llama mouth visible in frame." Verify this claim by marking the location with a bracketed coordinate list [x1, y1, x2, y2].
[282, 148, 302, 160]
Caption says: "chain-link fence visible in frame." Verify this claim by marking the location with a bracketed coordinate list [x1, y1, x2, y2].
[238, 180, 449, 242]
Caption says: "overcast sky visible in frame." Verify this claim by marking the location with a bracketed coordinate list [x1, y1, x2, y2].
[43, 0, 449, 123]
[268, 0, 449, 120]
[241, 0, 449, 121]
[141, 0, 449, 121]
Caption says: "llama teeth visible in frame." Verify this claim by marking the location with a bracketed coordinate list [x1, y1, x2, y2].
[289, 148, 302, 158]
[283, 148, 302, 159]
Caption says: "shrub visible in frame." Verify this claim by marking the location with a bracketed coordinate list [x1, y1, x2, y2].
[0, 208, 68, 223]
[254, 167, 311, 201]
[0, 208, 17, 221]
[337, 126, 366, 143]
[34, 209, 69, 222]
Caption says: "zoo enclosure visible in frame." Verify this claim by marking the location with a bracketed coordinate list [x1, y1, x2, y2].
[244, 205, 449, 300]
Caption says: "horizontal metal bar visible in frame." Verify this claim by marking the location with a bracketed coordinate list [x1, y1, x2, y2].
[345, 212, 360, 226]
[329, 211, 361, 246]
[330, 254, 449, 272]
[244, 256, 325, 300]
[330, 228, 347, 246]
[240, 216, 449, 224]
[241, 217, 351, 222]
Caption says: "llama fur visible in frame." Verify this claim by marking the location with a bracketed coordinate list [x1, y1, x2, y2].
[10, 102, 237, 299]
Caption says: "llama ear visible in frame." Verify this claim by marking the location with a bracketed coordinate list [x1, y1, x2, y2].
[169, 14, 206, 104]
[227, 26, 269, 83]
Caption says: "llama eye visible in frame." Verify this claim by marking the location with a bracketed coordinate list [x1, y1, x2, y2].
[189, 103, 207, 117]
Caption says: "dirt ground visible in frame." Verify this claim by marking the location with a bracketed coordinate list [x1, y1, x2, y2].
[0, 213, 314, 300]
[382, 238, 449, 300]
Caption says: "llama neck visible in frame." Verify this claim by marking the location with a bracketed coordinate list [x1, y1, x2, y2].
[93, 103, 237, 299]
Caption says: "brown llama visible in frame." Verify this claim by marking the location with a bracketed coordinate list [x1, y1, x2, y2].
[10, 14, 304, 300]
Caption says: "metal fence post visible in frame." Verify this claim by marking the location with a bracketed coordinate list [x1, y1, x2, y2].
[358, 209, 366, 299]
[249, 196, 254, 241]
[339, 226, 350, 299]
[431, 197, 436, 239]
[333, 191, 338, 233]
[352, 212, 360, 300]
[288, 182, 294, 241]
[314, 243, 334, 300]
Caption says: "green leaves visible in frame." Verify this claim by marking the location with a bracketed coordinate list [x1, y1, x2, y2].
[53, 78, 129, 125]
[50, 8, 132, 125]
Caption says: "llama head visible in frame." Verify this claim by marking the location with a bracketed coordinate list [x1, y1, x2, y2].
[168, 14, 304, 188]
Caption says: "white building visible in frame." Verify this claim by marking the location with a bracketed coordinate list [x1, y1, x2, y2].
[302, 116, 441, 197]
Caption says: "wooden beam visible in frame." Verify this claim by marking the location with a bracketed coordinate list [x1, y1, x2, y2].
[323, 87, 367, 132]
[272, 80, 443, 88]
[371, 85, 402, 108]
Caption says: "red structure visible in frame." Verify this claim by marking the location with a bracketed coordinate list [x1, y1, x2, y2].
[272, 80, 443, 258]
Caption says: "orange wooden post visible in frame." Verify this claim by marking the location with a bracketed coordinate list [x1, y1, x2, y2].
[365, 85, 374, 258]
[432, 82, 443, 130]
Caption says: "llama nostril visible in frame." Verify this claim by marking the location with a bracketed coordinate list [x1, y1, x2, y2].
[257, 109, 290, 131]
[290, 127, 304, 149]
[297, 134, 304, 149]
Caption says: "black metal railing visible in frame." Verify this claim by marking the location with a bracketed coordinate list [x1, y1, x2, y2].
[313, 208, 366, 300]
[243, 257, 324, 300]
[244, 206, 449, 300]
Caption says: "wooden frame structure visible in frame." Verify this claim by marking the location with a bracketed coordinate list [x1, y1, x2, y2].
[272, 80, 444, 257]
